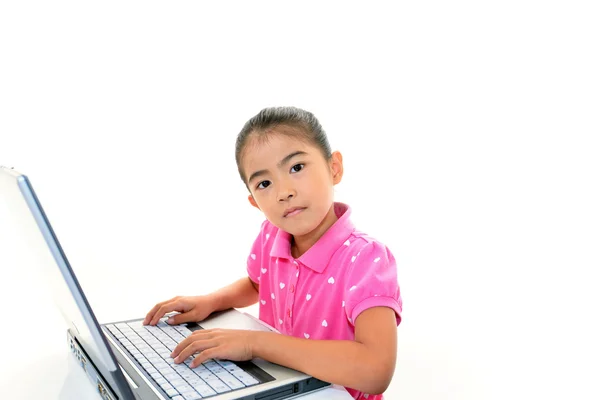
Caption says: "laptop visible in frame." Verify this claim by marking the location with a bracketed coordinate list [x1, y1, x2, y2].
[0, 166, 330, 400]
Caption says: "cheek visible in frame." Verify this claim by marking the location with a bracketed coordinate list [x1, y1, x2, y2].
[313, 170, 334, 189]
[303, 171, 333, 196]
[254, 192, 271, 208]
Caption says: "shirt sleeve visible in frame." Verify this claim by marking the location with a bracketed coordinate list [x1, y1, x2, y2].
[344, 240, 403, 326]
[246, 220, 269, 284]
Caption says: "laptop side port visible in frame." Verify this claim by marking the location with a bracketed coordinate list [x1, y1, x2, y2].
[96, 378, 116, 400]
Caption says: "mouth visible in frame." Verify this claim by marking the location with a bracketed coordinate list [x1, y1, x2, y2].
[284, 207, 306, 218]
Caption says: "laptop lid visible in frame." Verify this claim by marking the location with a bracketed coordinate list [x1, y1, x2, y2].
[0, 166, 136, 399]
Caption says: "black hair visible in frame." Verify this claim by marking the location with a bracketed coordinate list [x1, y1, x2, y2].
[235, 106, 332, 183]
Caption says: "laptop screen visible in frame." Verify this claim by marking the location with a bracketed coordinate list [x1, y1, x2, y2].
[0, 167, 134, 399]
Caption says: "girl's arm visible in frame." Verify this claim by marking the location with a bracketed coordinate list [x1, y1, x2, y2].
[207, 277, 260, 311]
[253, 306, 397, 395]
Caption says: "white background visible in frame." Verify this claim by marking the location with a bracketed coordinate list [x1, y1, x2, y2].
[1, 1, 599, 399]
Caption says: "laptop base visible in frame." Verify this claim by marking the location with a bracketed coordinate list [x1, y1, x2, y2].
[68, 329, 118, 400]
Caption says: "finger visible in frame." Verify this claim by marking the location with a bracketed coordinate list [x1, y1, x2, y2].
[143, 297, 178, 325]
[150, 299, 185, 326]
[175, 339, 218, 364]
[171, 334, 197, 358]
[172, 332, 213, 358]
[166, 311, 195, 326]
[143, 300, 167, 325]
[170, 338, 187, 360]
[191, 348, 219, 368]
[192, 328, 215, 335]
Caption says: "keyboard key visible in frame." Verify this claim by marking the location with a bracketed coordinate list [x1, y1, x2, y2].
[215, 371, 245, 389]
[141, 362, 152, 370]
[173, 325, 193, 337]
[150, 372, 161, 380]
[231, 370, 259, 386]
[193, 369, 214, 380]
[185, 376, 201, 385]
[179, 386, 198, 395]
[194, 384, 217, 397]
[127, 321, 143, 329]
[164, 372, 179, 381]
[155, 377, 167, 385]
[205, 378, 230, 393]
[170, 378, 187, 389]
[180, 371, 196, 380]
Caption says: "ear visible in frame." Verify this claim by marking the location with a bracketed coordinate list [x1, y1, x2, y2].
[248, 194, 261, 210]
[330, 151, 344, 185]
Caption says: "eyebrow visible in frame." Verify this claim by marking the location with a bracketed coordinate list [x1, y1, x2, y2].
[247, 150, 308, 185]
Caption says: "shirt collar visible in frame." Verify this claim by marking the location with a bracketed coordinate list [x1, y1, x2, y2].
[270, 202, 355, 273]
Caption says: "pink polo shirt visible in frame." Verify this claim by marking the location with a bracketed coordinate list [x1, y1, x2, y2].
[246, 202, 402, 400]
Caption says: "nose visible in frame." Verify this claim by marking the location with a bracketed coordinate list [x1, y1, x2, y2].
[277, 184, 296, 202]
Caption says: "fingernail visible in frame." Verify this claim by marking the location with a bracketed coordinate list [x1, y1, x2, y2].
[167, 317, 174, 324]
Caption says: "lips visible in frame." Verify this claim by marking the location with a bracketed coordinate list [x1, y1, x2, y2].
[284, 207, 306, 218]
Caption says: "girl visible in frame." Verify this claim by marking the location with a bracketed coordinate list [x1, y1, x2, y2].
[144, 106, 402, 399]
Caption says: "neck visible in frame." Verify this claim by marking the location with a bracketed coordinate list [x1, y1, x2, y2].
[291, 203, 338, 258]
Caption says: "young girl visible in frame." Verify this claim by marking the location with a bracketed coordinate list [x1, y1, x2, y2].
[144, 106, 402, 399]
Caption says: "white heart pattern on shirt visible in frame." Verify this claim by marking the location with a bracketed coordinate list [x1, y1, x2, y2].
[260, 300, 266, 305]
[349, 285, 357, 291]
[251, 254, 256, 260]
[342, 300, 345, 307]
[344, 239, 350, 246]
[296, 270, 299, 277]
[279, 319, 283, 325]
[280, 282, 285, 289]
[322, 320, 328, 327]
[328, 277, 335, 284]
[374, 257, 381, 263]
[266, 233, 270, 240]
[351, 255, 356, 262]
[306, 294, 311, 301]
[271, 293, 275, 299]
[304, 333, 310, 339]
[363, 394, 370, 398]
[261, 268, 267, 274]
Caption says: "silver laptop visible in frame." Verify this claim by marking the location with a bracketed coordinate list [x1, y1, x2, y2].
[0, 166, 330, 400]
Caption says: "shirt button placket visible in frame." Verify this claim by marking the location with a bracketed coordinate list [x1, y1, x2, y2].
[286, 260, 299, 331]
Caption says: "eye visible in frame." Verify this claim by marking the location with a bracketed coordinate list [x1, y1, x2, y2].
[290, 163, 304, 173]
[257, 180, 271, 189]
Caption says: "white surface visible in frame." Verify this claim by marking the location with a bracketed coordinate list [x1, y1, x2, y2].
[1, 1, 600, 399]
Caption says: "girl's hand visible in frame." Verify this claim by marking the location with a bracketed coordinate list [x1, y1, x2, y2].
[143, 295, 216, 326]
[171, 329, 257, 367]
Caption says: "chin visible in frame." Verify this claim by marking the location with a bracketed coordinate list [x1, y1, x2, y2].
[286, 226, 315, 237]
[283, 218, 322, 237]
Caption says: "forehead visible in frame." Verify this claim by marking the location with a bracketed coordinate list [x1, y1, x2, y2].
[241, 126, 320, 173]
